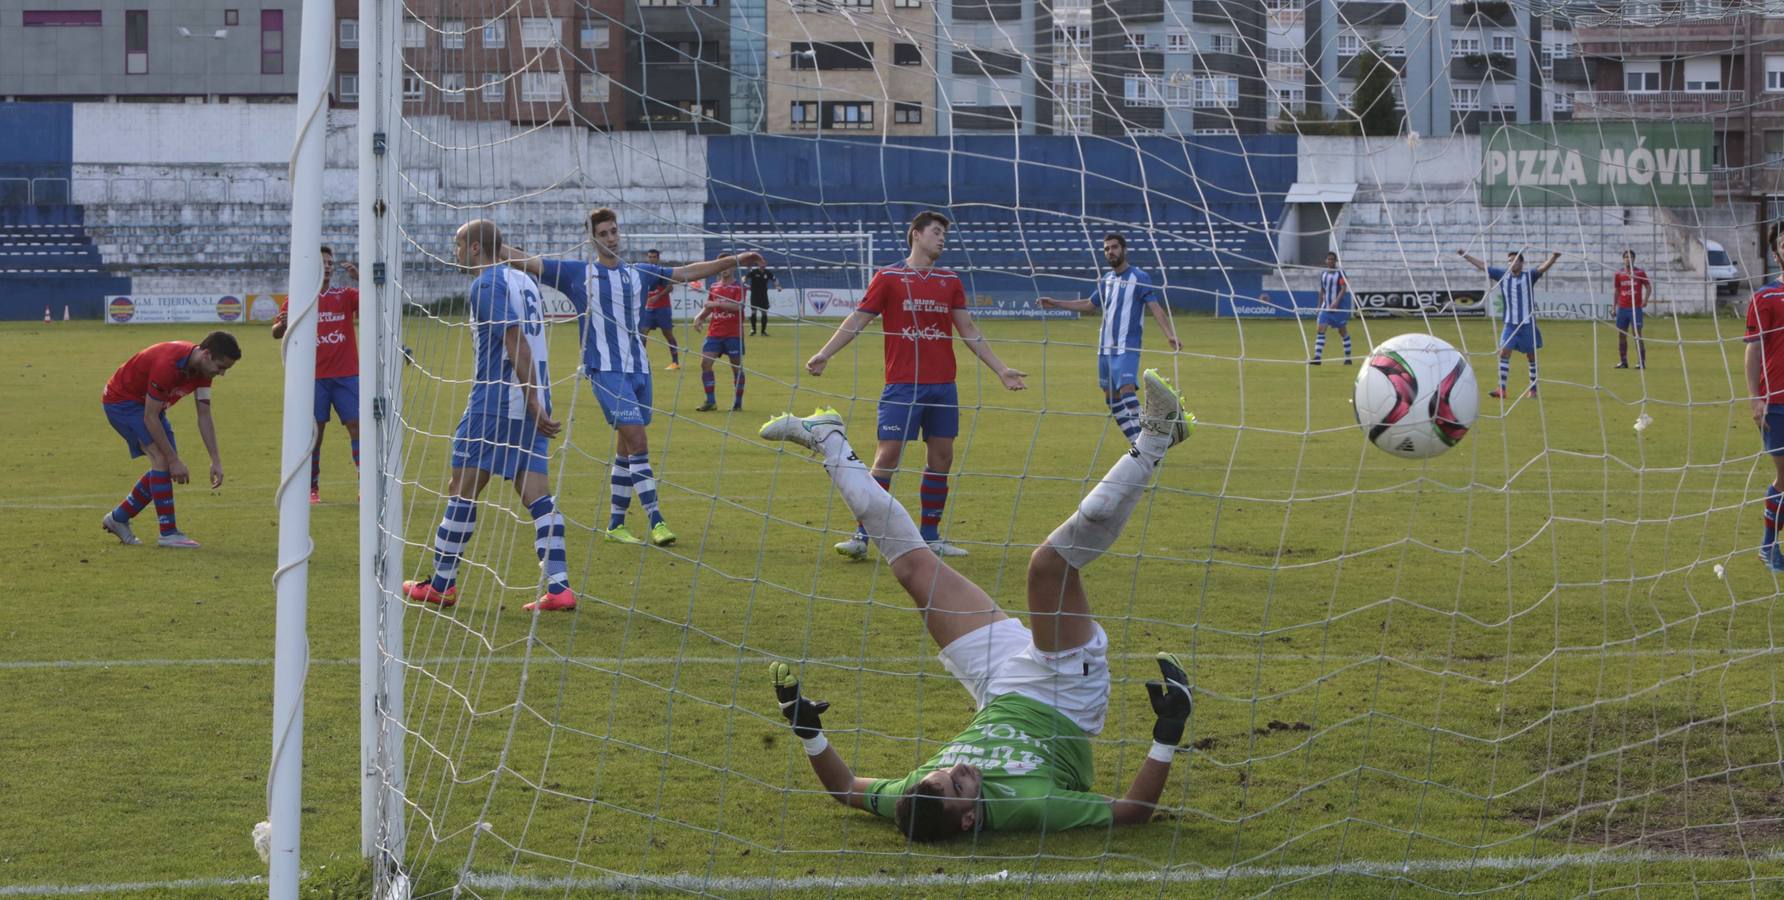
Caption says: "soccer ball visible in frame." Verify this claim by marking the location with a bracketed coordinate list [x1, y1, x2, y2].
[1352, 333, 1478, 459]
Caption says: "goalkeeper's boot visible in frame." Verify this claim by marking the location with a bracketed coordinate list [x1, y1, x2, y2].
[402, 580, 458, 607]
[928, 540, 969, 558]
[834, 534, 868, 561]
[101, 513, 141, 546]
[649, 521, 677, 547]
[1139, 370, 1194, 447]
[758, 407, 845, 453]
[605, 524, 645, 546]
[524, 587, 577, 612]
[157, 530, 201, 549]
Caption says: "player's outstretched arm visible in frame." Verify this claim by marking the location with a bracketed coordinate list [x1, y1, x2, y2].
[193, 395, 224, 489]
[952, 308, 1026, 390]
[807, 310, 875, 376]
[673, 251, 765, 284]
[1037, 296, 1096, 312]
[1537, 252, 1563, 275]
[499, 244, 543, 278]
[770, 662, 874, 809]
[1455, 250, 1487, 272]
[1110, 653, 1193, 826]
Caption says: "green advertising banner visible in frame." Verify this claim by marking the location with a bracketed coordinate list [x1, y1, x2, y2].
[1480, 123, 1713, 207]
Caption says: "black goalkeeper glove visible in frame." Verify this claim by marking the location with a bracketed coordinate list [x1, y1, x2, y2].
[1144, 652, 1194, 747]
[769, 661, 830, 739]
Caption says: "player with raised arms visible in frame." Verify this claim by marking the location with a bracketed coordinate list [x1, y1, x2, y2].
[1613, 248, 1651, 370]
[1038, 232, 1181, 444]
[507, 207, 762, 546]
[271, 244, 360, 503]
[638, 248, 683, 371]
[757, 369, 1195, 839]
[99, 331, 241, 548]
[807, 210, 1027, 559]
[401, 220, 576, 612]
[692, 262, 747, 411]
[1308, 251, 1353, 366]
[1457, 248, 1561, 399]
[1745, 231, 1784, 571]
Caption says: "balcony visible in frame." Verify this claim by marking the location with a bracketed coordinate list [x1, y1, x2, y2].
[1573, 90, 1744, 118]
[1575, 22, 1742, 57]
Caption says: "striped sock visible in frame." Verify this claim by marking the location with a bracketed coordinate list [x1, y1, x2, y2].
[1312, 333, 1325, 361]
[609, 456, 635, 530]
[148, 469, 177, 535]
[702, 369, 715, 404]
[1341, 333, 1352, 359]
[1114, 392, 1143, 443]
[1527, 357, 1538, 391]
[630, 453, 664, 527]
[1765, 486, 1781, 557]
[918, 469, 949, 543]
[856, 473, 893, 541]
[732, 365, 745, 408]
[309, 448, 322, 492]
[1498, 356, 1511, 390]
[529, 495, 570, 594]
[115, 471, 154, 522]
[430, 498, 477, 593]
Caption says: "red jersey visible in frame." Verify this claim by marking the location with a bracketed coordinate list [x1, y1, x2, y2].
[705, 283, 745, 338]
[281, 287, 360, 379]
[858, 265, 967, 385]
[1614, 269, 1650, 310]
[102, 341, 213, 407]
[1745, 281, 1784, 403]
[645, 281, 672, 310]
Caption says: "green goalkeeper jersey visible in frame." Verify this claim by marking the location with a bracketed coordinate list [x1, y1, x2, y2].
[863, 693, 1112, 833]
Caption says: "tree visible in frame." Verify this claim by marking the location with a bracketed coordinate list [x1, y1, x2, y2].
[1352, 43, 1404, 137]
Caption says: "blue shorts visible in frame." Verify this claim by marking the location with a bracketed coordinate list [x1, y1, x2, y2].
[1097, 352, 1142, 393]
[1615, 308, 1644, 332]
[1317, 309, 1352, 329]
[104, 401, 175, 460]
[1767, 406, 1784, 457]
[1500, 322, 1543, 355]
[877, 382, 959, 442]
[589, 369, 653, 427]
[639, 306, 675, 331]
[450, 413, 549, 479]
[314, 375, 360, 424]
[702, 336, 743, 359]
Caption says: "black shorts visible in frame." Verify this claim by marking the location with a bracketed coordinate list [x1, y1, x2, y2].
[749, 297, 770, 309]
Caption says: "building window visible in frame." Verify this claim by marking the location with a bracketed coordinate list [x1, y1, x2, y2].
[894, 43, 922, 65]
[520, 17, 558, 48]
[1270, 86, 1305, 113]
[1684, 57, 1722, 92]
[790, 41, 874, 70]
[1126, 33, 1151, 52]
[1452, 86, 1480, 110]
[1623, 61, 1660, 93]
[1337, 33, 1361, 57]
[521, 72, 565, 102]
[338, 73, 358, 102]
[1194, 76, 1239, 108]
[1123, 75, 1157, 107]
[580, 72, 610, 102]
[482, 73, 504, 102]
[402, 73, 423, 100]
[894, 0, 922, 6]
[441, 73, 465, 103]
[678, 100, 717, 121]
[402, 19, 425, 48]
[1210, 33, 1236, 55]
[339, 18, 358, 48]
[1550, 90, 1571, 112]
[1166, 81, 1193, 107]
[1194, 128, 1238, 135]
[482, 20, 505, 49]
[1768, 55, 1784, 92]
[893, 101, 922, 123]
[261, 10, 284, 74]
[827, 101, 873, 129]
[24, 10, 103, 26]
[582, 22, 610, 48]
[125, 9, 148, 74]
[790, 100, 818, 128]
[1451, 35, 1480, 58]
[1767, 130, 1784, 167]
[1684, 0, 1723, 17]
[1166, 30, 1190, 53]
[442, 20, 464, 49]
[1386, 44, 1406, 57]
[1491, 34, 1515, 56]
[225, 9, 237, 26]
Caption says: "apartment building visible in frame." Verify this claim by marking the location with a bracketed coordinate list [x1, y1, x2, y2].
[761, 0, 936, 135]
[1091, 0, 1268, 136]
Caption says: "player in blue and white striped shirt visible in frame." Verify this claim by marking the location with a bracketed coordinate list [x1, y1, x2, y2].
[1038, 234, 1181, 443]
[1458, 248, 1562, 399]
[1310, 252, 1352, 365]
[403, 220, 576, 613]
[509, 207, 763, 547]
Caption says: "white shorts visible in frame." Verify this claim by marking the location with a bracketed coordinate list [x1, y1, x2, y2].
[937, 618, 1111, 735]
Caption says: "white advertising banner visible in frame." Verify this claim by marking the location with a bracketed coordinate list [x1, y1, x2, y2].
[539, 286, 852, 322]
[105, 294, 249, 325]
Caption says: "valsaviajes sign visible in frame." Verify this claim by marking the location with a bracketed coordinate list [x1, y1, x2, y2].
[1480, 123, 1713, 207]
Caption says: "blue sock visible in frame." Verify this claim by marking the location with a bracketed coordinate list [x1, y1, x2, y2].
[1312, 333, 1325, 361]
[1341, 333, 1351, 359]
[529, 495, 570, 594]
[630, 454, 664, 527]
[609, 455, 634, 530]
[1498, 356, 1511, 390]
[431, 498, 477, 593]
[1527, 357, 1538, 391]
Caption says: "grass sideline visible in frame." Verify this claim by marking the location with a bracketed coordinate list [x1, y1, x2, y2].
[2, 314, 1781, 898]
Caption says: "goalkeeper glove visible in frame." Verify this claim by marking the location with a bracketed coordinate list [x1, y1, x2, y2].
[769, 661, 830, 739]
[1144, 652, 1194, 747]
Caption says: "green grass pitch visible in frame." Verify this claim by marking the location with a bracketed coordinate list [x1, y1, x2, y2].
[3, 312, 1782, 897]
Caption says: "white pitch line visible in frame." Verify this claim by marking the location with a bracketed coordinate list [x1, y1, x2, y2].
[2, 648, 1775, 672]
[0, 876, 261, 896]
[461, 847, 1784, 894]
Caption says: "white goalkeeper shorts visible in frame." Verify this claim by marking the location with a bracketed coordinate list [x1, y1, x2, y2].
[937, 618, 1110, 735]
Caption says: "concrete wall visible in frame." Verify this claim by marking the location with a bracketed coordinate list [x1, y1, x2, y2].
[0, 1, 300, 98]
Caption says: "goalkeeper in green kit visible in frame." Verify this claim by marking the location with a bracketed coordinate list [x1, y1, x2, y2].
[759, 369, 1197, 840]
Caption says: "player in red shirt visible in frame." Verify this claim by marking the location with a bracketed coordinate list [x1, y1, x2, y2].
[272, 245, 361, 503]
[639, 248, 683, 370]
[692, 264, 748, 411]
[1745, 231, 1784, 570]
[99, 332, 242, 548]
[805, 210, 1027, 559]
[1613, 249, 1651, 370]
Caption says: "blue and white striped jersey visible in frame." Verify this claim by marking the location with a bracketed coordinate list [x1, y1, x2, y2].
[538, 258, 674, 375]
[1091, 267, 1157, 355]
[1488, 265, 1543, 326]
[465, 267, 551, 420]
[1320, 268, 1350, 309]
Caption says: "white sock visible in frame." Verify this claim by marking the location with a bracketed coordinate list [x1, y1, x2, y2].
[1046, 447, 1159, 570]
[818, 432, 926, 562]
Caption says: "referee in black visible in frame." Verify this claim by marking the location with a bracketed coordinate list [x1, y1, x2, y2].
[746, 263, 778, 335]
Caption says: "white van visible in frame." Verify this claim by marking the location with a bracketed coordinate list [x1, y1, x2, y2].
[1706, 240, 1740, 294]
